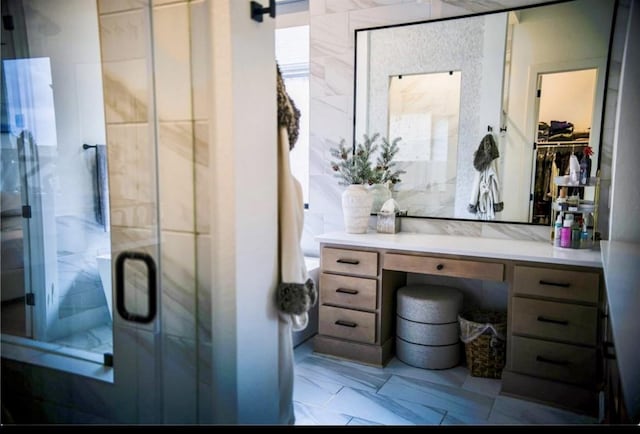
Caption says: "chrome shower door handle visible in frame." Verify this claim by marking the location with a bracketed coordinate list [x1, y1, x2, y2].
[115, 251, 157, 324]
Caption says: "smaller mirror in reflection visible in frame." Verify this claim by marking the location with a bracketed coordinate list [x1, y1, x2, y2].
[388, 71, 461, 218]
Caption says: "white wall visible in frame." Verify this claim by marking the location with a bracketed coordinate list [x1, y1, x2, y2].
[609, 0, 640, 242]
[208, 0, 279, 424]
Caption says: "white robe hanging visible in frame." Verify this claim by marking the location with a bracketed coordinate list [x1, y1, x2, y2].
[277, 125, 309, 425]
[468, 159, 503, 221]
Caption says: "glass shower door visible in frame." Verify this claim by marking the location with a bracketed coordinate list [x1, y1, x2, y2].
[1, 0, 116, 356]
[1, 0, 163, 377]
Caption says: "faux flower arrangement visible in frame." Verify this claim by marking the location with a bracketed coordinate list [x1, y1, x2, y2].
[329, 133, 406, 186]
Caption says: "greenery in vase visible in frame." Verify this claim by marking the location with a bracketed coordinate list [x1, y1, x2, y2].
[329, 133, 405, 186]
[370, 136, 406, 186]
[329, 133, 378, 186]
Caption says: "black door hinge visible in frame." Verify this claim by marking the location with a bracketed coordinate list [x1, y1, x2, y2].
[26, 293, 35, 306]
[537, 89, 541, 98]
[22, 205, 31, 218]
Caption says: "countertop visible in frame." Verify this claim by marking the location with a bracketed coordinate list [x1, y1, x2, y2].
[316, 231, 603, 268]
[600, 240, 640, 423]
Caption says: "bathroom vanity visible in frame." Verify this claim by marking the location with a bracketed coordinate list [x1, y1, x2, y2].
[314, 231, 604, 416]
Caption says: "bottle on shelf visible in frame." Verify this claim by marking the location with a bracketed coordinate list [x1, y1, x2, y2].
[572, 217, 581, 249]
[553, 214, 562, 247]
[580, 215, 592, 249]
[560, 214, 574, 248]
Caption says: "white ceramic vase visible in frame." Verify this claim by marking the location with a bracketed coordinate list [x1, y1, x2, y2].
[341, 184, 373, 234]
[368, 183, 392, 214]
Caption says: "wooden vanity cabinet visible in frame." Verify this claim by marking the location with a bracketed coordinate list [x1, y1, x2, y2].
[314, 246, 406, 366]
[314, 240, 605, 417]
[502, 263, 604, 417]
[314, 245, 504, 366]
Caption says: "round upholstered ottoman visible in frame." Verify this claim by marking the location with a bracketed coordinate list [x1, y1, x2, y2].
[396, 285, 463, 369]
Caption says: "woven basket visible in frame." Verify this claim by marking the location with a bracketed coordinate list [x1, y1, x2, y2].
[459, 310, 507, 379]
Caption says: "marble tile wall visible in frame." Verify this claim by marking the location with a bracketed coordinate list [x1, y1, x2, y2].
[97, 0, 209, 423]
[305, 0, 623, 255]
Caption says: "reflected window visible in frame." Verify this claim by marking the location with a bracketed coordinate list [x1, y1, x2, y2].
[388, 71, 461, 162]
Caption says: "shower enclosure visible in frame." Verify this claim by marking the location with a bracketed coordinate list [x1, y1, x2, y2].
[1, 0, 282, 424]
[0, 0, 115, 357]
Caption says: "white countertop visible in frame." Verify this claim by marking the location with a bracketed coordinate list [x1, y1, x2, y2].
[600, 240, 640, 423]
[316, 231, 603, 268]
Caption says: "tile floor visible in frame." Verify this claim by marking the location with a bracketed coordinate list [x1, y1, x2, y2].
[2, 318, 601, 426]
[1, 298, 113, 355]
[292, 338, 600, 426]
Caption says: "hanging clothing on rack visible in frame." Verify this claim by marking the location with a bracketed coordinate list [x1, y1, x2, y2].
[275, 64, 316, 425]
[468, 133, 504, 220]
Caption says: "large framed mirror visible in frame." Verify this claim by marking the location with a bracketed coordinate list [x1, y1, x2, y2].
[353, 0, 616, 224]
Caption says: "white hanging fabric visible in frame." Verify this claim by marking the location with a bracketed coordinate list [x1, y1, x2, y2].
[468, 133, 504, 220]
[275, 64, 316, 425]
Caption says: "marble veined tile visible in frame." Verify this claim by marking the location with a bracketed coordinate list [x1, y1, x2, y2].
[294, 374, 343, 407]
[160, 231, 196, 339]
[377, 375, 495, 420]
[461, 374, 502, 398]
[324, 387, 446, 425]
[487, 395, 598, 425]
[383, 358, 468, 388]
[52, 323, 112, 351]
[441, 411, 492, 425]
[294, 339, 315, 364]
[153, 3, 192, 122]
[347, 416, 384, 426]
[158, 122, 195, 232]
[295, 355, 391, 393]
[294, 401, 352, 426]
[481, 223, 549, 242]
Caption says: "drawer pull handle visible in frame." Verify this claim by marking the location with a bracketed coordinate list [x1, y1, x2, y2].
[537, 316, 569, 326]
[336, 258, 360, 265]
[536, 355, 570, 366]
[336, 288, 359, 295]
[335, 320, 357, 328]
[539, 280, 570, 288]
[436, 264, 444, 270]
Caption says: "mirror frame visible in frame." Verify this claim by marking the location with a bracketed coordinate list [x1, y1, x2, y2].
[352, 0, 616, 226]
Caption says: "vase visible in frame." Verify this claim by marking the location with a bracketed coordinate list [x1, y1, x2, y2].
[341, 184, 373, 234]
[368, 183, 392, 214]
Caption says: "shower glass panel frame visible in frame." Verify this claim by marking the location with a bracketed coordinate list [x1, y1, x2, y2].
[0, 0, 162, 367]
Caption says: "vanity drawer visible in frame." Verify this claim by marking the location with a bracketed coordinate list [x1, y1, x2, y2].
[511, 297, 598, 346]
[320, 273, 377, 311]
[511, 336, 596, 387]
[319, 305, 376, 344]
[322, 247, 378, 277]
[513, 265, 599, 304]
[384, 253, 504, 282]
